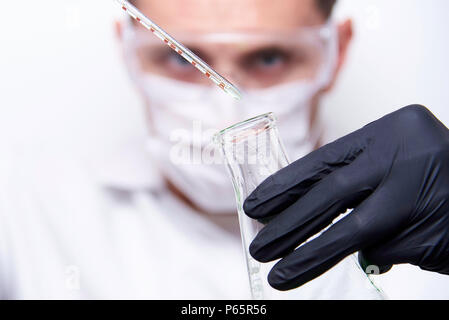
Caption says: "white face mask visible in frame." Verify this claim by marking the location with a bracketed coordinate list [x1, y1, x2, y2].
[141, 74, 326, 214]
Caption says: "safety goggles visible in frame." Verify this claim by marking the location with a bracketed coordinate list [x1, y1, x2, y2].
[122, 21, 338, 89]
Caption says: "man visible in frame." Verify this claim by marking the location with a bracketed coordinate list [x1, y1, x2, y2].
[0, 0, 356, 299]
[1, 0, 446, 299]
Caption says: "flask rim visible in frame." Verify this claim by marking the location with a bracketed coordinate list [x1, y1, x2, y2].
[214, 112, 277, 145]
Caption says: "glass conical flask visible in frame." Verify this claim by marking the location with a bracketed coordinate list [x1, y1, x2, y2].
[214, 113, 385, 300]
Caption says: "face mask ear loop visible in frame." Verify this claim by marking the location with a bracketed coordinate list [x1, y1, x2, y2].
[120, 20, 162, 134]
[121, 20, 156, 103]
[121, 18, 148, 83]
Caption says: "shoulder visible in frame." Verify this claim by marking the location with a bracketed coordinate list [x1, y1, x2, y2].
[0, 143, 100, 215]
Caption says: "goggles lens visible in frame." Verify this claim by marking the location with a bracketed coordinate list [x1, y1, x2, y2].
[123, 23, 337, 89]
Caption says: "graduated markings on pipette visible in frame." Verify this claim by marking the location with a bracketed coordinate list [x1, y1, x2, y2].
[121, 6, 223, 87]
[120, 4, 239, 98]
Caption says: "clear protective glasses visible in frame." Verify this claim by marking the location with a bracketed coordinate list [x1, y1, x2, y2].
[122, 20, 338, 90]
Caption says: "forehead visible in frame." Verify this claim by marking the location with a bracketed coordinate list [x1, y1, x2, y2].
[135, 0, 324, 33]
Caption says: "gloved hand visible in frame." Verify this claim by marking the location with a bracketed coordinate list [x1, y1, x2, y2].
[243, 105, 449, 291]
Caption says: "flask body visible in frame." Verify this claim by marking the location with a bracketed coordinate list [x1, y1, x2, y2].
[215, 113, 384, 300]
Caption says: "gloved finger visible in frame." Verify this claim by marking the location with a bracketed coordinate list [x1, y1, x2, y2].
[250, 155, 378, 263]
[266, 185, 405, 291]
[359, 227, 430, 274]
[243, 130, 367, 220]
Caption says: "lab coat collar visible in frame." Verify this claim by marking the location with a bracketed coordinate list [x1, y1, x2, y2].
[93, 137, 165, 192]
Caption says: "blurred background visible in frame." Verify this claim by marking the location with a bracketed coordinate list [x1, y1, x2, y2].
[0, 0, 448, 299]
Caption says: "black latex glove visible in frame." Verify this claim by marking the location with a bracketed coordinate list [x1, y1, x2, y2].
[243, 105, 449, 291]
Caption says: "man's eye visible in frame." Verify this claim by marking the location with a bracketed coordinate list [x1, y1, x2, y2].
[244, 48, 289, 69]
[258, 51, 284, 66]
[167, 51, 191, 67]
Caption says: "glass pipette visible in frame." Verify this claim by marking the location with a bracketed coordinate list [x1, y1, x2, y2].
[115, 0, 242, 100]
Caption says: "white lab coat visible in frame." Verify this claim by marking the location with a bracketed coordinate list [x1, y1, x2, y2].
[0, 139, 381, 300]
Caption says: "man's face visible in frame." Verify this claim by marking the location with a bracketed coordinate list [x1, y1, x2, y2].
[119, 0, 351, 90]
[115, 0, 352, 213]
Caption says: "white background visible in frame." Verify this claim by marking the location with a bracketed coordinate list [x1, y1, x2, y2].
[0, 0, 449, 299]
